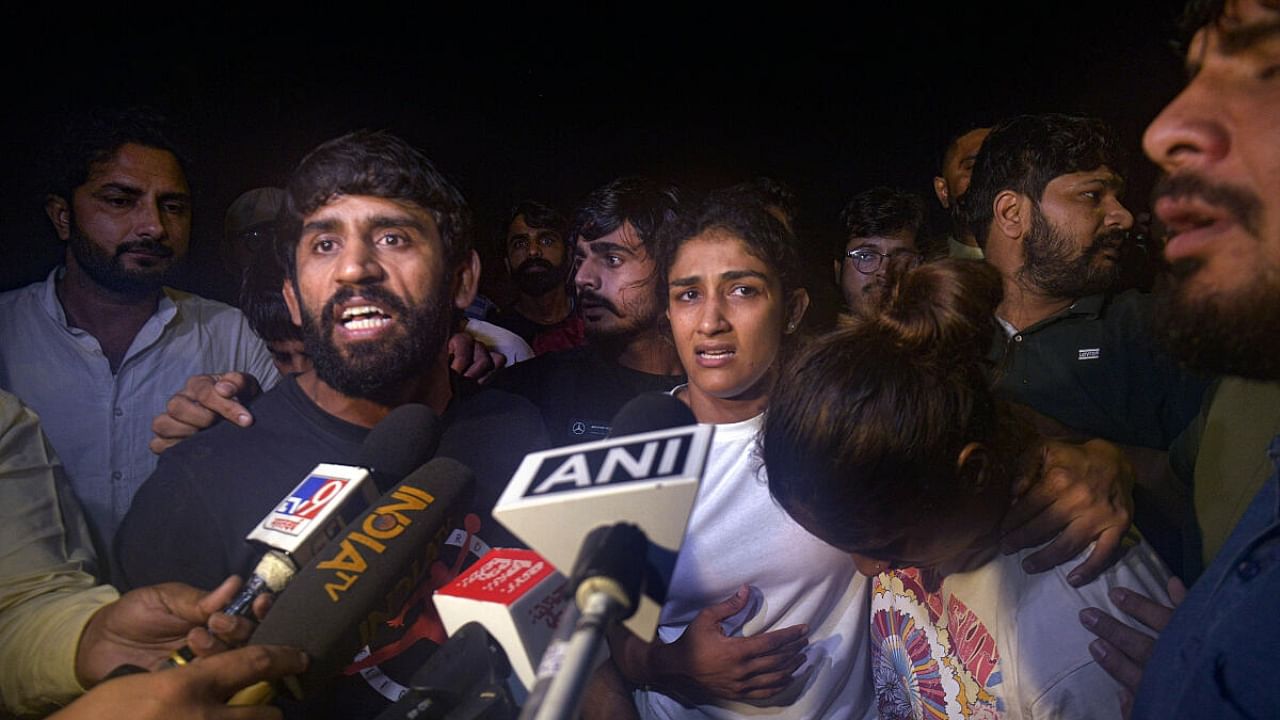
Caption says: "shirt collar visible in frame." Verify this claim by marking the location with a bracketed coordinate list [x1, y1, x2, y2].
[40, 265, 178, 329]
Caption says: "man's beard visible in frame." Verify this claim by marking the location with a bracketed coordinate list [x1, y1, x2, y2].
[1151, 174, 1280, 380]
[300, 283, 452, 402]
[1019, 206, 1125, 298]
[513, 257, 568, 296]
[68, 220, 176, 296]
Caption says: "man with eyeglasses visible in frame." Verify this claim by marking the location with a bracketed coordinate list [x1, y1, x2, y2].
[833, 186, 926, 315]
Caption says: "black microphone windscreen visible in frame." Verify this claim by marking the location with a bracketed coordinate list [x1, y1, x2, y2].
[359, 403, 441, 490]
[606, 391, 697, 438]
[248, 456, 475, 696]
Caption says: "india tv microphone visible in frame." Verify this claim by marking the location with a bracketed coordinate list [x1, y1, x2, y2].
[230, 456, 476, 704]
[229, 403, 441, 615]
[166, 404, 440, 669]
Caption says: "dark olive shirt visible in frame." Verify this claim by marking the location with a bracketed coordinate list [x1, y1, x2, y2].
[991, 290, 1212, 451]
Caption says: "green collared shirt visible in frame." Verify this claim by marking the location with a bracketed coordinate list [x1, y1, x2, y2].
[991, 290, 1213, 451]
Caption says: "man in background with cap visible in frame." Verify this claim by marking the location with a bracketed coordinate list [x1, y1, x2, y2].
[221, 186, 286, 285]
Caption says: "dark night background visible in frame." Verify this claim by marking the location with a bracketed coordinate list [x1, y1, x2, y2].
[0, 1, 1190, 317]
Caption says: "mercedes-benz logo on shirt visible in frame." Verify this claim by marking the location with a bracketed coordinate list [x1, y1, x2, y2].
[571, 421, 587, 435]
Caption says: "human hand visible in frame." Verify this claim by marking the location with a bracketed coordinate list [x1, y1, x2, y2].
[76, 576, 271, 687]
[648, 586, 808, 703]
[150, 372, 262, 454]
[1079, 577, 1187, 716]
[1002, 438, 1135, 585]
[448, 331, 507, 383]
[51, 644, 307, 720]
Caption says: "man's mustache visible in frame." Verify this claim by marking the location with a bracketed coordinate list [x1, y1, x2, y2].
[1085, 228, 1129, 257]
[516, 257, 556, 275]
[115, 240, 174, 258]
[577, 290, 620, 316]
[1152, 172, 1263, 237]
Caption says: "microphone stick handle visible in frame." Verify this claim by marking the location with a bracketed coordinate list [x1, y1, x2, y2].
[223, 572, 273, 618]
[531, 590, 625, 720]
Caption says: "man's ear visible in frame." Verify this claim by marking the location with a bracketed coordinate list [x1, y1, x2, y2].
[452, 249, 481, 311]
[832, 258, 843, 288]
[785, 288, 811, 334]
[993, 190, 1028, 242]
[282, 277, 302, 327]
[956, 441, 990, 492]
[45, 195, 71, 242]
[932, 176, 950, 208]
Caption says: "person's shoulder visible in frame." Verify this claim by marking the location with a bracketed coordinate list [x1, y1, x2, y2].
[0, 275, 50, 314]
[1100, 288, 1156, 323]
[451, 378, 549, 435]
[163, 378, 305, 460]
[489, 345, 592, 387]
[164, 287, 252, 325]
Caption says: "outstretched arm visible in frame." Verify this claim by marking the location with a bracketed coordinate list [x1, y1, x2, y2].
[50, 644, 307, 720]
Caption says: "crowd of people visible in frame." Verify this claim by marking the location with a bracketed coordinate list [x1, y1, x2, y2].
[1, 0, 1277, 718]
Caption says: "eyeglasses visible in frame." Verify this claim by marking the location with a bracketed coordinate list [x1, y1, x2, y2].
[843, 248, 923, 275]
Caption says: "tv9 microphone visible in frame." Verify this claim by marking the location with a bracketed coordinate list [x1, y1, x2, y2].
[494, 391, 708, 643]
[231, 404, 441, 613]
[230, 456, 475, 704]
[166, 404, 440, 669]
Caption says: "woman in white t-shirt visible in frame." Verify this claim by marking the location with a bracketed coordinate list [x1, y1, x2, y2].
[595, 188, 875, 719]
[761, 259, 1171, 720]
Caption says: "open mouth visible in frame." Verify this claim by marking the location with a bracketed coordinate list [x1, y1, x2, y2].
[339, 304, 393, 331]
[695, 347, 735, 366]
[1154, 196, 1234, 261]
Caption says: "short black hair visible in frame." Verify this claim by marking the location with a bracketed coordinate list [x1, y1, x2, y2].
[277, 129, 471, 279]
[935, 120, 994, 175]
[714, 177, 799, 228]
[1176, 0, 1227, 49]
[48, 106, 189, 201]
[837, 187, 927, 259]
[502, 199, 567, 250]
[962, 113, 1128, 247]
[656, 184, 805, 306]
[569, 176, 680, 250]
[508, 200, 566, 234]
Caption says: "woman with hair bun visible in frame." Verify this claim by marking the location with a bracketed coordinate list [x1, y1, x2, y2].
[762, 259, 1172, 720]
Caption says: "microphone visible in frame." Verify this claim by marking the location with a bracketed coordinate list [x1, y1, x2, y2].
[494, 392, 709, 720]
[524, 523, 647, 720]
[233, 404, 441, 616]
[231, 456, 475, 704]
[604, 391, 696, 437]
[493, 391, 709, 641]
[165, 405, 440, 669]
[434, 547, 570, 697]
[370, 622, 520, 720]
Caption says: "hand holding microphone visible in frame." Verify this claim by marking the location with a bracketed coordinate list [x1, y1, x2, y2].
[161, 404, 440, 670]
[230, 456, 476, 704]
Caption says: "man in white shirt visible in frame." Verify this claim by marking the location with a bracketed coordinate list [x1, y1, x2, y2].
[0, 107, 277, 570]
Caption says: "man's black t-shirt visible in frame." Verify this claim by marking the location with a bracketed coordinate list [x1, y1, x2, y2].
[114, 374, 549, 718]
[489, 345, 685, 446]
